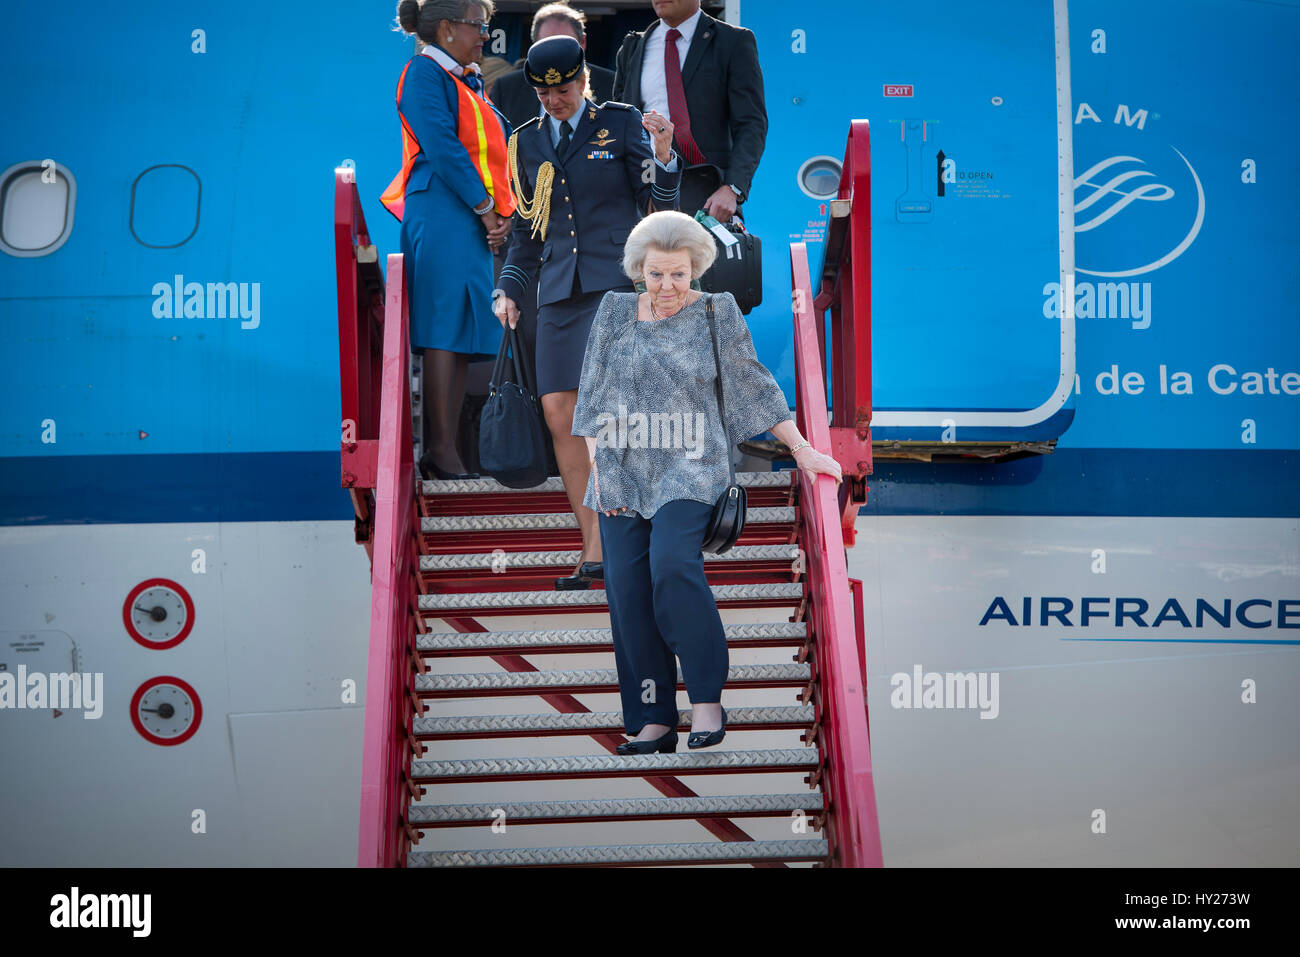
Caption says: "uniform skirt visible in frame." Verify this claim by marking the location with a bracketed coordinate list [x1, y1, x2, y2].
[535, 284, 633, 397]
[400, 186, 502, 360]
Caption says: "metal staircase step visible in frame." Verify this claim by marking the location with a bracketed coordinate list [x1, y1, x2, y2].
[414, 663, 811, 698]
[416, 620, 807, 657]
[409, 747, 820, 783]
[408, 839, 830, 867]
[421, 506, 795, 533]
[408, 791, 825, 827]
[419, 581, 803, 613]
[421, 470, 794, 497]
[412, 705, 816, 739]
[420, 542, 803, 571]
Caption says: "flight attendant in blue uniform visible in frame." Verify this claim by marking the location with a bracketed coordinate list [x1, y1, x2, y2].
[385, 0, 514, 480]
[494, 35, 681, 589]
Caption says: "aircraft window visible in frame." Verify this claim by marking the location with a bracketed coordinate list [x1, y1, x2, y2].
[797, 156, 843, 200]
[0, 161, 77, 257]
[130, 164, 201, 248]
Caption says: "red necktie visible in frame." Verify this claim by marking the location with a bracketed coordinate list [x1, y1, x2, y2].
[663, 28, 707, 165]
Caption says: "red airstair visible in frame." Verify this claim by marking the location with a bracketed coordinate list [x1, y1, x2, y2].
[335, 123, 881, 867]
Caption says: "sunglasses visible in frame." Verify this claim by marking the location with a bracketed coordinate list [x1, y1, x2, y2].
[449, 17, 491, 35]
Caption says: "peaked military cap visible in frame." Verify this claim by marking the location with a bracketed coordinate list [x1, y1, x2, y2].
[525, 35, 585, 88]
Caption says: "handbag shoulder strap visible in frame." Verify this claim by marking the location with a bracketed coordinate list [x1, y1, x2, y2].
[705, 294, 736, 486]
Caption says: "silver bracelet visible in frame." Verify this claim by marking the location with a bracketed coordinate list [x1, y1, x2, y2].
[789, 439, 811, 455]
[473, 198, 493, 215]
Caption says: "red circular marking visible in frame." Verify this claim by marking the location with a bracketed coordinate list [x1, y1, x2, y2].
[129, 676, 202, 746]
[122, 578, 195, 649]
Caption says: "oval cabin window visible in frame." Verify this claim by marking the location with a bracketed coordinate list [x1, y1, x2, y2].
[0, 161, 76, 257]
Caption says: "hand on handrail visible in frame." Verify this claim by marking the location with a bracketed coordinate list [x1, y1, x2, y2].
[794, 444, 843, 485]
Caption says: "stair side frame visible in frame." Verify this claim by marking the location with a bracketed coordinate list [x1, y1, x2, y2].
[790, 124, 883, 865]
[357, 254, 419, 868]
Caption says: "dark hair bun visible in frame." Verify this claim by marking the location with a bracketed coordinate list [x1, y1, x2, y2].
[396, 0, 420, 35]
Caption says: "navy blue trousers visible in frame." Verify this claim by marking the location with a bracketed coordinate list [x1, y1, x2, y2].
[598, 499, 729, 735]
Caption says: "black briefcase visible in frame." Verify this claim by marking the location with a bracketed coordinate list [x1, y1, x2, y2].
[680, 166, 763, 315]
[478, 325, 549, 489]
[699, 222, 762, 315]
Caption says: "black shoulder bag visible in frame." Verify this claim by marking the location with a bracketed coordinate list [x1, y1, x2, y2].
[478, 325, 549, 488]
[701, 294, 747, 553]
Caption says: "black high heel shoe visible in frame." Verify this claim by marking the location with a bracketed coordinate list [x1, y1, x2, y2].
[419, 451, 479, 481]
[687, 707, 726, 749]
[616, 727, 678, 755]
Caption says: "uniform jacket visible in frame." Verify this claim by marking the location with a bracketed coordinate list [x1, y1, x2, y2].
[498, 99, 681, 309]
[612, 10, 767, 202]
[398, 53, 510, 212]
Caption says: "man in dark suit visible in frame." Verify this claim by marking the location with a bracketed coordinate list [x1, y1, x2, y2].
[491, 2, 616, 133]
[613, 0, 767, 219]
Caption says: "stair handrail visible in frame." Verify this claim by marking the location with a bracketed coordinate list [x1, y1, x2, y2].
[810, 120, 874, 547]
[334, 167, 386, 559]
[788, 119, 882, 867]
[791, 242, 883, 868]
[356, 253, 420, 868]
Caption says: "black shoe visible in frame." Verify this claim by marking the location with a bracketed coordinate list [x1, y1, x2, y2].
[616, 728, 678, 754]
[419, 451, 479, 481]
[554, 569, 594, 590]
[687, 707, 726, 749]
[578, 561, 603, 579]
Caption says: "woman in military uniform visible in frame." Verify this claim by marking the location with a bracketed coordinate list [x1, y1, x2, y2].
[493, 35, 681, 590]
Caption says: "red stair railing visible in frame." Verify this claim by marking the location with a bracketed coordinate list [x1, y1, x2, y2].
[334, 166, 386, 563]
[811, 119, 874, 547]
[788, 119, 881, 866]
[356, 253, 420, 868]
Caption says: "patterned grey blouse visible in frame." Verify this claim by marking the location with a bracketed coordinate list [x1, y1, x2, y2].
[571, 290, 792, 519]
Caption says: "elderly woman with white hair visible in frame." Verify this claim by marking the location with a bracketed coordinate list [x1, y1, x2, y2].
[570, 210, 843, 753]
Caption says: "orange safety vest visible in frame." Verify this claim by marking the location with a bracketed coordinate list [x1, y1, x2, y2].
[380, 57, 516, 221]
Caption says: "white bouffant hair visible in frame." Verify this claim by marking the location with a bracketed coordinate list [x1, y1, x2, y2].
[622, 210, 718, 281]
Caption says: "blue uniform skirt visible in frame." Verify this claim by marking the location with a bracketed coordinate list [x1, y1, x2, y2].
[400, 187, 502, 360]
[536, 284, 633, 396]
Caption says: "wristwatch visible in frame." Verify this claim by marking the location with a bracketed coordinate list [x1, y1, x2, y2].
[727, 184, 743, 200]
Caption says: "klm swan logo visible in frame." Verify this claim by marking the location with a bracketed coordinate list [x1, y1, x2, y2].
[1072, 102, 1205, 279]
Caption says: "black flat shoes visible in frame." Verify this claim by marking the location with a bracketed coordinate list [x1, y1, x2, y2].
[616, 727, 678, 754]
[419, 451, 479, 481]
[554, 560, 603, 590]
[687, 707, 727, 749]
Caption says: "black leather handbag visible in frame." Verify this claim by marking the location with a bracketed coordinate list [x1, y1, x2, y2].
[478, 325, 549, 489]
[701, 294, 747, 554]
[700, 222, 762, 315]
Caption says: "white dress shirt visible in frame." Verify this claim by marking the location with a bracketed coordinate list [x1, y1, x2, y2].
[638, 8, 704, 122]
